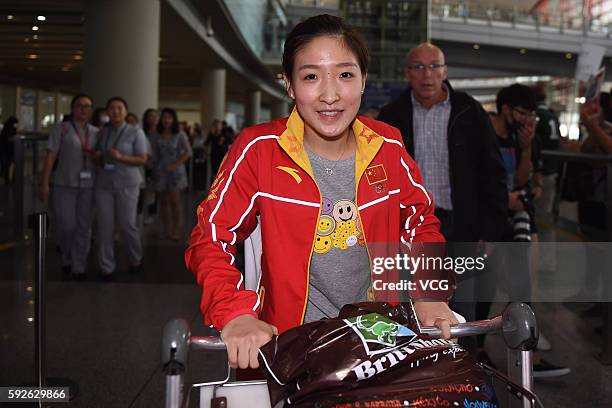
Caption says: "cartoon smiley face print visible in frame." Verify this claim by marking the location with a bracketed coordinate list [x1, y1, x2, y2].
[317, 214, 335, 236]
[313, 235, 332, 254]
[332, 199, 358, 223]
[321, 197, 333, 215]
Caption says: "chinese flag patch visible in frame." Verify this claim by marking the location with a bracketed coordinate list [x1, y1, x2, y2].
[365, 164, 387, 185]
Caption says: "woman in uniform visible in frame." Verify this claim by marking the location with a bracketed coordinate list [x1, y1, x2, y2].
[40, 94, 98, 279]
[94, 96, 148, 279]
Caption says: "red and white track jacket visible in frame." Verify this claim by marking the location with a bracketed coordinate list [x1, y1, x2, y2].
[186, 109, 451, 334]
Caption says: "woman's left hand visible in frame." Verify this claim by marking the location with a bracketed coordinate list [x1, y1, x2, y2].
[412, 300, 459, 340]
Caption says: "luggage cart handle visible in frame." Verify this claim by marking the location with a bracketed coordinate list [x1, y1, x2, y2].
[419, 315, 502, 338]
[188, 318, 500, 351]
[188, 302, 537, 352]
[423, 303, 538, 352]
[190, 336, 226, 351]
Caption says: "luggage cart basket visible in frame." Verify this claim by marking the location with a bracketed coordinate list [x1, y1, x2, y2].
[162, 302, 544, 408]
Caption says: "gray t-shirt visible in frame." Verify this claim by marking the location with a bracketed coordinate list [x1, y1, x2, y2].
[95, 122, 148, 190]
[304, 149, 371, 323]
[47, 121, 99, 188]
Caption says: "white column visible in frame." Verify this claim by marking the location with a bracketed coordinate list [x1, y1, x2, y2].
[201, 68, 226, 129]
[245, 90, 261, 126]
[271, 100, 290, 118]
[82, 0, 160, 117]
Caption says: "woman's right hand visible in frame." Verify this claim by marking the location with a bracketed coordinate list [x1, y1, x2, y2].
[220, 314, 278, 369]
[39, 182, 50, 204]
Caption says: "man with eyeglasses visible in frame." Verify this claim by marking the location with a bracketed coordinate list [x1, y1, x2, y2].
[488, 84, 570, 378]
[489, 84, 543, 216]
[378, 43, 508, 357]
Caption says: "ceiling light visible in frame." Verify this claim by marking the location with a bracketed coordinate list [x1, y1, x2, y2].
[32, 25, 39, 31]
[473, 44, 480, 50]
[7, 15, 14, 20]
[27, 54, 38, 59]
[519, 48, 527, 54]
[37, 15, 46, 21]
[73, 55, 82, 60]
[24, 37, 30, 43]
[565, 53, 573, 59]
[61, 66, 70, 72]
[33, 34, 38, 40]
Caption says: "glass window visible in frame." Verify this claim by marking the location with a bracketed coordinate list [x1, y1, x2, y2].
[38, 91, 56, 131]
[0, 85, 17, 126]
[19, 88, 37, 132]
[58, 93, 72, 123]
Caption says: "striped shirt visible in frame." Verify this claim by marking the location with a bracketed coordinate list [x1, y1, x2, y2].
[411, 89, 453, 210]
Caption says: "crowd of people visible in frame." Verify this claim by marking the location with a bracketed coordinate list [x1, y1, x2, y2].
[36, 94, 235, 281]
[186, 15, 611, 379]
[1, 11, 610, 388]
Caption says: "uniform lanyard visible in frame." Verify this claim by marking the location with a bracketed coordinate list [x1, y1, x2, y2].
[70, 120, 90, 152]
[104, 122, 127, 153]
[71, 121, 90, 169]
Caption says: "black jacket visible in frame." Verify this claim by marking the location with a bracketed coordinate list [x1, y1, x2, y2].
[378, 82, 508, 242]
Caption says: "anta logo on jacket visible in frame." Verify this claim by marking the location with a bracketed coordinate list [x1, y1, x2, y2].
[186, 109, 449, 334]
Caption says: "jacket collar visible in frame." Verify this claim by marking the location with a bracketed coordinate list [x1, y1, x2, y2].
[278, 107, 384, 182]
[405, 79, 455, 107]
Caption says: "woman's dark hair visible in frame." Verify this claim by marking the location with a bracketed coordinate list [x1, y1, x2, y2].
[91, 108, 107, 127]
[70, 93, 93, 111]
[142, 108, 158, 134]
[0, 116, 18, 138]
[157, 107, 180, 134]
[126, 112, 139, 123]
[105, 96, 128, 110]
[282, 14, 368, 81]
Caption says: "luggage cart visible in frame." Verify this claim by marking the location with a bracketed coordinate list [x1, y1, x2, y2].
[162, 303, 544, 408]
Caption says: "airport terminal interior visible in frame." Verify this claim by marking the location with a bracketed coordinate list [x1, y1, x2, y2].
[1, 0, 612, 407]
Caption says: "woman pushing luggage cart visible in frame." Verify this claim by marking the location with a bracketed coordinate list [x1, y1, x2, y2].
[185, 13, 459, 374]
[181, 12, 541, 408]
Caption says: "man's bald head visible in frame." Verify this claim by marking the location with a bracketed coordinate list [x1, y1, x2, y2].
[404, 43, 448, 109]
[406, 43, 445, 65]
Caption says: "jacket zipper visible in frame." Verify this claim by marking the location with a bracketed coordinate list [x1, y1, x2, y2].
[446, 104, 470, 205]
[355, 177, 375, 301]
[299, 167, 323, 324]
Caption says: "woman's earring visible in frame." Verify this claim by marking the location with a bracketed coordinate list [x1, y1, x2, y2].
[361, 89, 364, 95]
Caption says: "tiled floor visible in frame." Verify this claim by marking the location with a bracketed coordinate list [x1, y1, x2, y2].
[1, 193, 611, 407]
